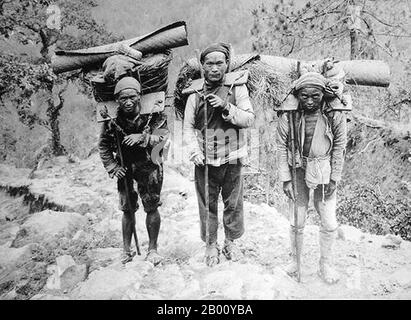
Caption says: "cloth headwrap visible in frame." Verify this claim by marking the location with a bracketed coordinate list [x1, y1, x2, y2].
[114, 76, 141, 96]
[294, 72, 327, 91]
[200, 42, 230, 64]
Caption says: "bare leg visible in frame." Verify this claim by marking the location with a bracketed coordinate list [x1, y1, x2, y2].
[121, 210, 136, 263]
[145, 208, 163, 266]
[146, 208, 160, 251]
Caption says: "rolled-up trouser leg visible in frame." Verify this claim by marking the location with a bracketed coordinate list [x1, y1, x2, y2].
[195, 165, 220, 245]
[221, 163, 244, 241]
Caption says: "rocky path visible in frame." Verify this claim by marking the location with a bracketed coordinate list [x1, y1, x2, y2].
[0, 154, 410, 300]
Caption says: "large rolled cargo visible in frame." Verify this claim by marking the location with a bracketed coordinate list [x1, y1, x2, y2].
[51, 21, 188, 74]
[183, 54, 390, 88]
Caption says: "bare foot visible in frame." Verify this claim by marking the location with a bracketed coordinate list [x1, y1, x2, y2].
[121, 250, 136, 264]
[145, 249, 163, 266]
[222, 240, 243, 261]
[204, 244, 220, 267]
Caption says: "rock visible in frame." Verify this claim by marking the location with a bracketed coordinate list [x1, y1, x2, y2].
[59, 264, 88, 291]
[12, 210, 87, 247]
[86, 247, 122, 270]
[338, 225, 364, 243]
[46, 255, 88, 291]
[381, 234, 402, 249]
[56, 255, 77, 273]
[72, 230, 85, 241]
[0, 193, 28, 222]
[203, 270, 244, 300]
[0, 243, 35, 271]
[71, 266, 142, 300]
[85, 213, 98, 222]
[125, 258, 154, 277]
[389, 268, 411, 288]
[0, 222, 20, 246]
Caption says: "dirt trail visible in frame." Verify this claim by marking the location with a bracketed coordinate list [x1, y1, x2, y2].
[0, 154, 410, 300]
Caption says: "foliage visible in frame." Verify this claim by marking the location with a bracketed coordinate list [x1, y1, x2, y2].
[250, 0, 410, 59]
[0, 0, 122, 157]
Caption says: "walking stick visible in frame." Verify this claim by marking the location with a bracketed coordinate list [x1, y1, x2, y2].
[100, 106, 141, 256]
[195, 49, 210, 248]
[288, 110, 301, 282]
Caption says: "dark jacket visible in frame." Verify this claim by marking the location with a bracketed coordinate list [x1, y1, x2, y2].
[98, 110, 169, 175]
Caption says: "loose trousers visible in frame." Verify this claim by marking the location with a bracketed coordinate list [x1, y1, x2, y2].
[194, 162, 244, 245]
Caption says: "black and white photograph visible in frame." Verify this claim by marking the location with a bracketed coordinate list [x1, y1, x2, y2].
[0, 0, 410, 307]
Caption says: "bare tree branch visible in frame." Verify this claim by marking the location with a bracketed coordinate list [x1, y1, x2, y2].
[362, 9, 401, 28]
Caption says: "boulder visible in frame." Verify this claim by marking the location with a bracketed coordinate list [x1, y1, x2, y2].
[381, 234, 402, 249]
[12, 210, 87, 247]
[71, 265, 142, 300]
[0, 243, 35, 271]
[338, 225, 364, 243]
[46, 255, 88, 291]
[0, 222, 20, 246]
[0, 193, 28, 223]
[72, 230, 86, 241]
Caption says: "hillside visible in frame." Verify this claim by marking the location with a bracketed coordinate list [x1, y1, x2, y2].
[0, 154, 410, 300]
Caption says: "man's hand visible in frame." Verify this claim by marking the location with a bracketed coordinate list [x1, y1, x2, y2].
[324, 180, 337, 198]
[123, 134, 143, 146]
[205, 94, 227, 109]
[283, 180, 295, 201]
[112, 166, 127, 179]
[191, 153, 205, 166]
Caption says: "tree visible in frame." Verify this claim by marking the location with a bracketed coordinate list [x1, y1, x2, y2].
[0, 0, 123, 156]
[251, 0, 409, 60]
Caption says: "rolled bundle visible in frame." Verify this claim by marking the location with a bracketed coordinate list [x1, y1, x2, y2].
[176, 53, 390, 87]
[52, 21, 188, 74]
[173, 53, 390, 118]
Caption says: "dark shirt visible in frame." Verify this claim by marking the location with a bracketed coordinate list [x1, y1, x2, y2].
[98, 111, 168, 174]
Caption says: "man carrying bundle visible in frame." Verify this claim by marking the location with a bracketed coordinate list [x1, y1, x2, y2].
[276, 72, 347, 284]
[184, 43, 255, 267]
[98, 76, 168, 265]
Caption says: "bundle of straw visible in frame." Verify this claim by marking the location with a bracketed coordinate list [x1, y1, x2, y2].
[173, 55, 294, 119]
